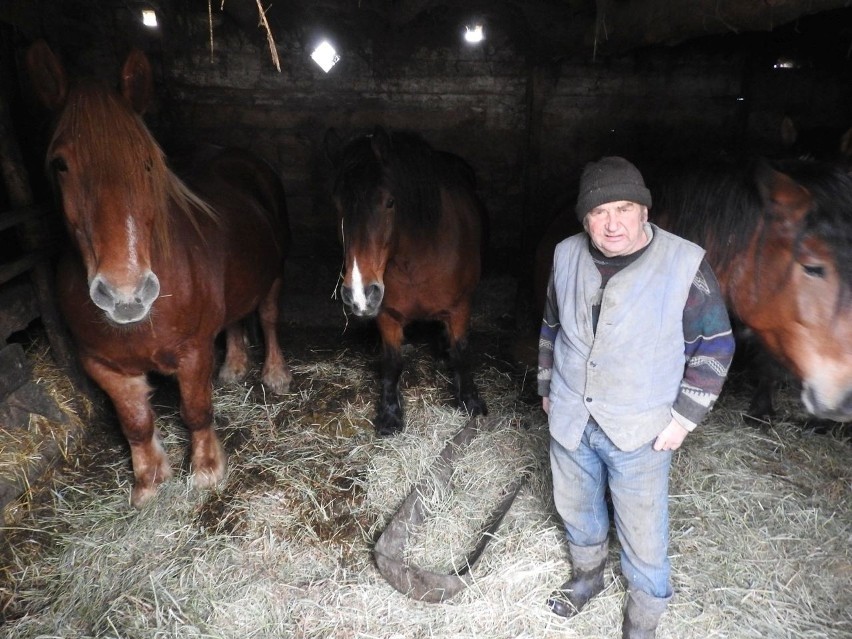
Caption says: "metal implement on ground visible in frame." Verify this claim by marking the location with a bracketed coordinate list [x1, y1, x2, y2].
[373, 415, 526, 603]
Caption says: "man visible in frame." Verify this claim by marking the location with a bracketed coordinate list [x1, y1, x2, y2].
[538, 156, 735, 638]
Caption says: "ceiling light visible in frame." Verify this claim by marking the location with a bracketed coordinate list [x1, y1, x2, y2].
[773, 56, 799, 69]
[464, 24, 484, 44]
[141, 9, 158, 28]
[311, 41, 340, 73]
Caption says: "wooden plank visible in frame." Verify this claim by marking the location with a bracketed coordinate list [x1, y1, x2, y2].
[0, 251, 47, 287]
[0, 90, 94, 400]
[0, 343, 30, 398]
[0, 206, 46, 233]
[0, 279, 39, 341]
[2, 380, 68, 425]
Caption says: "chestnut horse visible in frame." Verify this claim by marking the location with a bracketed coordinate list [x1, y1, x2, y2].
[652, 158, 852, 421]
[326, 127, 487, 435]
[534, 157, 852, 422]
[26, 41, 292, 507]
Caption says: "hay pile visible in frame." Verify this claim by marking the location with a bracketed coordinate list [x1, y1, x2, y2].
[0, 341, 91, 524]
[1, 280, 850, 639]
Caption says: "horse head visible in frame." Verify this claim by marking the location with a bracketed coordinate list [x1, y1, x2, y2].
[330, 126, 447, 318]
[27, 41, 163, 325]
[735, 161, 852, 421]
[331, 126, 400, 317]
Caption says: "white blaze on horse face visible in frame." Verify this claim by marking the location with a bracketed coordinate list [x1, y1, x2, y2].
[87, 208, 161, 324]
[102, 213, 145, 292]
[125, 214, 141, 271]
[350, 257, 369, 312]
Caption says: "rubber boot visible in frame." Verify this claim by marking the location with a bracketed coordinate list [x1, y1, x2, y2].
[546, 540, 608, 618]
[621, 588, 671, 639]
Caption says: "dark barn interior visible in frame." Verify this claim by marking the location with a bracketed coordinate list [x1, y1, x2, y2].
[3, 1, 852, 292]
[0, 2, 851, 637]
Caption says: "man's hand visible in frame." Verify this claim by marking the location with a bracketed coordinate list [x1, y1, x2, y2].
[542, 396, 551, 414]
[653, 418, 689, 451]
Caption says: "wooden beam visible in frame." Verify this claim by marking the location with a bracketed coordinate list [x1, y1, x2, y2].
[590, 0, 852, 53]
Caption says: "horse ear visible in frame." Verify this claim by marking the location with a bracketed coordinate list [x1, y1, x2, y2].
[25, 40, 68, 111]
[120, 49, 154, 115]
[780, 116, 797, 149]
[323, 127, 343, 167]
[755, 160, 810, 228]
[370, 126, 392, 163]
[839, 126, 852, 160]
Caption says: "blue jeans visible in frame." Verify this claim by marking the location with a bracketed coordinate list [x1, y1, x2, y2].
[550, 418, 673, 599]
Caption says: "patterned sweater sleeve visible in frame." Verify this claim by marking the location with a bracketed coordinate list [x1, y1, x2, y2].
[538, 269, 559, 397]
[673, 258, 736, 431]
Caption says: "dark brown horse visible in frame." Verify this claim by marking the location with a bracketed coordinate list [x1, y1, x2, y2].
[326, 127, 487, 435]
[534, 157, 852, 422]
[26, 41, 292, 507]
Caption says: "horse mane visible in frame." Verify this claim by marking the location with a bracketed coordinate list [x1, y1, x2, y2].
[653, 157, 852, 306]
[49, 80, 218, 255]
[651, 158, 764, 266]
[337, 130, 448, 236]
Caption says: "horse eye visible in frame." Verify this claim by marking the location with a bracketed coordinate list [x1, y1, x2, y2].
[802, 264, 825, 278]
[50, 156, 68, 172]
[386, 197, 395, 209]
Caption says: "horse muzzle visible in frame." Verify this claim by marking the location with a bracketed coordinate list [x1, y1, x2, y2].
[89, 270, 161, 325]
[801, 382, 852, 422]
[340, 282, 384, 318]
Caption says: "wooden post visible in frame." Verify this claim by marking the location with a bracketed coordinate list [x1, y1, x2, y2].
[0, 89, 95, 399]
[515, 63, 557, 330]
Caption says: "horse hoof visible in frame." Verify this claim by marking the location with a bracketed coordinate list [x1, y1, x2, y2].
[375, 416, 403, 437]
[190, 431, 227, 488]
[131, 484, 158, 509]
[461, 396, 488, 417]
[218, 363, 248, 385]
[262, 367, 292, 395]
[193, 467, 226, 490]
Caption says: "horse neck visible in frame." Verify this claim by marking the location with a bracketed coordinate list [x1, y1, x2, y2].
[157, 171, 220, 258]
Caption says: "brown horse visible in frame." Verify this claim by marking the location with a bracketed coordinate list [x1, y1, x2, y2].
[534, 157, 852, 422]
[26, 41, 292, 507]
[326, 127, 487, 435]
[653, 158, 852, 421]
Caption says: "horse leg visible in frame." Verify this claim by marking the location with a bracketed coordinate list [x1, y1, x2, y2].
[176, 347, 227, 490]
[445, 307, 487, 417]
[746, 344, 783, 421]
[375, 313, 405, 436]
[218, 323, 250, 385]
[259, 277, 292, 394]
[748, 372, 777, 420]
[83, 359, 172, 508]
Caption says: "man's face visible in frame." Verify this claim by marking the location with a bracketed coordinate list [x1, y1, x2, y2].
[583, 200, 649, 257]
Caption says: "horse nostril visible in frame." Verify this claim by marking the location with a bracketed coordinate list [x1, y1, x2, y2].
[96, 280, 111, 299]
[138, 272, 160, 305]
[843, 391, 852, 417]
[90, 275, 115, 310]
[341, 285, 354, 305]
[366, 284, 383, 306]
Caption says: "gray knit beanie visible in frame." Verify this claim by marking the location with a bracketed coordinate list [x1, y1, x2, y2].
[575, 156, 652, 221]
